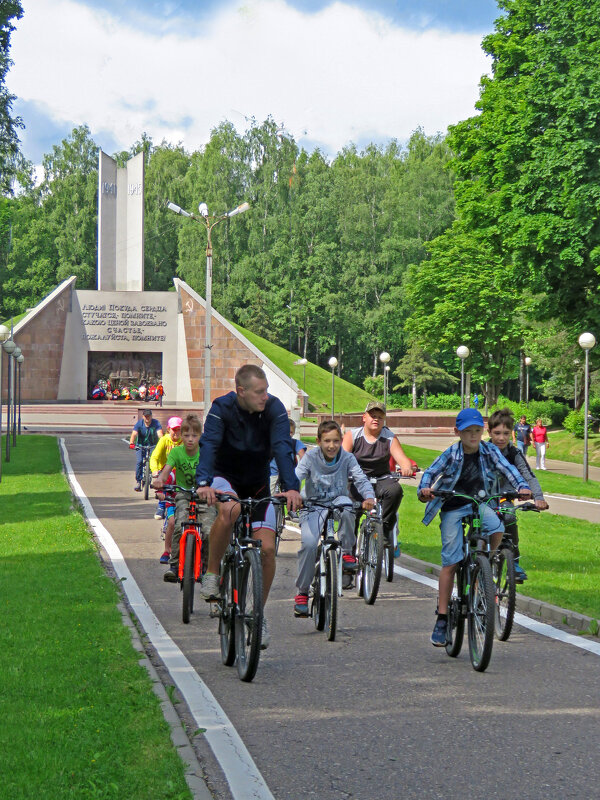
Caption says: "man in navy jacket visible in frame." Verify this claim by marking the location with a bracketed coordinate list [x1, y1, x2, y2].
[195, 364, 302, 648]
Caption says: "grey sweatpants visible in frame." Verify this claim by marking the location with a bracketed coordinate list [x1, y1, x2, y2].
[296, 495, 356, 594]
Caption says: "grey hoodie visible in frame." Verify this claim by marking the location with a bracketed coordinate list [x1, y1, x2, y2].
[295, 447, 375, 502]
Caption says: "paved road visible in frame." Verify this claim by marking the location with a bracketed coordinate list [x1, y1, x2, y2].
[65, 435, 600, 800]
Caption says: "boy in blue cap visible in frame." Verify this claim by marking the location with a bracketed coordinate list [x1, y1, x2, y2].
[418, 408, 532, 647]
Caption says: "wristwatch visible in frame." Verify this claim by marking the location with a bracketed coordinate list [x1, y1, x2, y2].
[197, 480, 210, 487]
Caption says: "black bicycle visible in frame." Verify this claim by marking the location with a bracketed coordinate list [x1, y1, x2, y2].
[215, 493, 284, 682]
[431, 489, 513, 672]
[355, 497, 384, 605]
[493, 494, 540, 641]
[303, 498, 361, 641]
[132, 443, 152, 499]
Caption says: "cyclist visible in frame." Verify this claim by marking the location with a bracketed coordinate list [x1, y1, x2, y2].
[488, 408, 549, 581]
[129, 409, 163, 491]
[418, 408, 531, 647]
[293, 420, 375, 617]
[195, 364, 302, 649]
[342, 401, 414, 557]
[150, 416, 183, 559]
[153, 414, 216, 582]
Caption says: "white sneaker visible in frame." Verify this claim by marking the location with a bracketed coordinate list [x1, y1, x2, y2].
[199, 572, 220, 600]
[261, 616, 270, 650]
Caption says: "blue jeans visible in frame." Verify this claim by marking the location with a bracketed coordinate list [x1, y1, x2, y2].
[516, 441, 529, 457]
[439, 503, 504, 567]
[135, 449, 146, 482]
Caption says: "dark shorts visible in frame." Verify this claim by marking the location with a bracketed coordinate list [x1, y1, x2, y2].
[211, 475, 276, 531]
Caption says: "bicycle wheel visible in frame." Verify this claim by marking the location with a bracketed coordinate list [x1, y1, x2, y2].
[383, 540, 395, 582]
[355, 522, 365, 598]
[468, 555, 495, 672]
[235, 548, 263, 682]
[363, 519, 384, 605]
[219, 556, 236, 666]
[324, 548, 338, 642]
[143, 454, 150, 500]
[274, 504, 283, 555]
[445, 567, 465, 658]
[493, 547, 516, 641]
[182, 532, 195, 624]
[313, 549, 326, 630]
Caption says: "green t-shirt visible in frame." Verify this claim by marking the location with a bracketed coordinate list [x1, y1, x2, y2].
[166, 445, 200, 490]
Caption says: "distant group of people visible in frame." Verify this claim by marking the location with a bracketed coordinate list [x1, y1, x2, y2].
[512, 414, 550, 469]
[91, 379, 165, 406]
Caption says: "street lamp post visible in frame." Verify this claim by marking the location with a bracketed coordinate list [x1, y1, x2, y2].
[11, 346, 21, 447]
[573, 359, 580, 409]
[294, 357, 308, 392]
[456, 346, 470, 409]
[328, 357, 338, 420]
[578, 332, 596, 482]
[379, 351, 391, 411]
[524, 356, 532, 407]
[0, 324, 10, 482]
[17, 354, 24, 435]
[2, 337, 16, 462]
[167, 200, 249, 414]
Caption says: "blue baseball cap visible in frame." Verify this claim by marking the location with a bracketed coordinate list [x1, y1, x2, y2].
[455, 408, 484, 430]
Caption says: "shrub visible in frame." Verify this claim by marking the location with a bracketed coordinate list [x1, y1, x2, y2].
[563, 410, 586, 438]
[363, 375, 384, 399]
[489, 396, 569, 426]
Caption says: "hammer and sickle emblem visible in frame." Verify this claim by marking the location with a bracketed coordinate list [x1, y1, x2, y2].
[185, 299, 194, 314]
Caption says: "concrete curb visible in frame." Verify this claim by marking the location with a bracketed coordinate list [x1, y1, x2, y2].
[116, 602, 214, 800]
[400, 553, 599, 635]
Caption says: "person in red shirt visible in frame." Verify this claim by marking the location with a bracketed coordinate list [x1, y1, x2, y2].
[532, 418, 549, 470]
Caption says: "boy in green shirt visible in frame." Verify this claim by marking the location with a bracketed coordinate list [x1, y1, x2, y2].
[153, 414, 216, 582]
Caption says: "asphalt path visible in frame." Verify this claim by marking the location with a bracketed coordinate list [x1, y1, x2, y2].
[64, 435, 600, 800]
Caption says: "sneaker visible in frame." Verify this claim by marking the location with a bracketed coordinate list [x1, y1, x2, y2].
[163, 567, 178, 583]
[514, 563, 528, 582]
[394, 541, 401, 559]
[342, 554, 358, 573]
[431, 619, 448, 647]
[134, 483, 142, 492]
[294, 594, 309, 617]
[199, 572, 220, 600]
[159, 551, 170, 564]
[261, 617, 270, 650]
[342, 573, 353, 590]
[154, 504, 165, 520]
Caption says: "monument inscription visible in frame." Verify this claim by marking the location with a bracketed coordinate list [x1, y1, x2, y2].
[80, 303, 169, 342]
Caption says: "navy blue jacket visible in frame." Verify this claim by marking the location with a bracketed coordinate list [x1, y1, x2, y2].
[195, 392, 300, 491]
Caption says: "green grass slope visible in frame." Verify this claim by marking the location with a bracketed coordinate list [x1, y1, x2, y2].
[233, 323, 374, 413]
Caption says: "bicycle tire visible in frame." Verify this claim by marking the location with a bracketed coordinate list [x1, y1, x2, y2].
[313, 549, 326, 631]
[182, 532, 195, 624]
[363, 519, 384, 605]
[468, 555, 495, 672]
[143, 454, 150, 500]
[355, 522, 365, 598]
[324, 548, 338, 641]
[384, 541, 394, 582]
[445, 566, 465, 658]
[493, 547, 516, 641]
[274, 504, 283, 555]
[235, 548, 263, 682]
[219, 556, 236, 666]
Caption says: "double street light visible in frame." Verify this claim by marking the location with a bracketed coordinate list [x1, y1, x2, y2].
[2, 335, 17, 463]
[328, 356, 338, 419]
[0, 324, 9, 481]
[578, 332, 596, 482]
[524, 356, 532, 406]
[456, 346, 470, 409]
[379, 351, 391, 411]
[167, 200, 250, 413]
[294, 357, 308, 392]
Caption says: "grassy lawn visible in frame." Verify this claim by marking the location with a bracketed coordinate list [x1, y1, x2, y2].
[233, 322, 374, 412]
[398, 484, 600, 622]
[547, 429, 600, 467]
[0, 436, 191, 800]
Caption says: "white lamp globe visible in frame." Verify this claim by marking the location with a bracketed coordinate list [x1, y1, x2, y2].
[578, 332, 596, 350]
[524, 356, 532, 366]
[456, 346, 470, 360]
[379, 351, 391, 364]
[328, 357, 338, 369]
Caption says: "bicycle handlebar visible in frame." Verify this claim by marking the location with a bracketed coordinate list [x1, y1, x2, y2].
[213, 491, 286, 507]
[302, 497, 363, 512]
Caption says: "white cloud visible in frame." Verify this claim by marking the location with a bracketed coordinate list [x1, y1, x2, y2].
[11, 0, 489, 157]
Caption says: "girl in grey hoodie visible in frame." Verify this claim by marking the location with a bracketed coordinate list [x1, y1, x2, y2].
[293, 420, 375, 617]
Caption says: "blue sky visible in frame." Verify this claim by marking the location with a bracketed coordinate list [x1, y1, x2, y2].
[10, 0, 500, 166]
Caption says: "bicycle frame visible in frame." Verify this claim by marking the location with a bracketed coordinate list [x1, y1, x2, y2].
[178, 492, 205, 582]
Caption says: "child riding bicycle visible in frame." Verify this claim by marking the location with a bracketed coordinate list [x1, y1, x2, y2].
[418, 408, 531, 647]
[150, 416, 183, 561]
[293, 420, 375, 618]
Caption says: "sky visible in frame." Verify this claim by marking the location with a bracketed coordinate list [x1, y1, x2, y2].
[9, 0, 500, 166]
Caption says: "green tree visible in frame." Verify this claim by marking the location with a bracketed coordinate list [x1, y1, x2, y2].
[448, 0, 600, 331]
[393, 342, 458, 408]
[0, 1, 29, 195]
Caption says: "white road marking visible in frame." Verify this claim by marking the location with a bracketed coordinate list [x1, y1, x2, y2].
[395, 565, 600, 657]
[545, 493, 600, 505]
[60, 439, 275, 800]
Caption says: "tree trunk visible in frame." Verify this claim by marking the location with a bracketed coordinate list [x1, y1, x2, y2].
[423, 386, 428, 410]
[519, 350, 524, 403]
[372, 350, 378, 378]
[465, 373, 471, 408]
[412, 375, 417, 409]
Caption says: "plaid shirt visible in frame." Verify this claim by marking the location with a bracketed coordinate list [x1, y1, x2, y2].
[418, 440, 530, 526]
